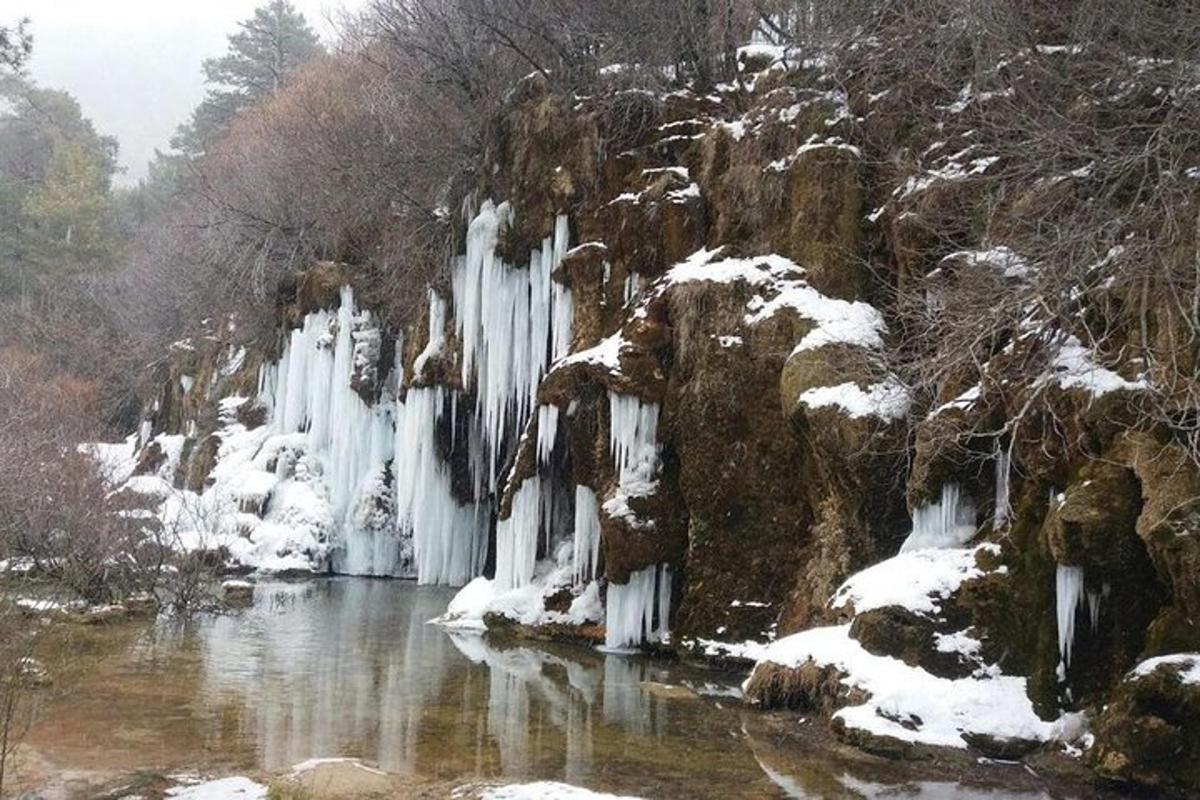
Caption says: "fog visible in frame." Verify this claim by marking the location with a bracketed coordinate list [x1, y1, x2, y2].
[5, 0, 358, 185]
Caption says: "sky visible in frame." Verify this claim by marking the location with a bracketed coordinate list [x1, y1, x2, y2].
[5, 0, 360, 185]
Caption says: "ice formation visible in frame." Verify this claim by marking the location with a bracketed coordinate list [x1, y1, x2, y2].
[257, 287, 402, 576]
[900, 484, 977, 552]
[607, 392, 661, 487]
[394, 386, 489, 586]
[452, 201, 571, 492]
[1056, 565, 1086, 669]
[119, 198, 682, 651]
[605, 564, 672, 649]
[572, 486, 602, 585]
[994, 441, 1012, 529]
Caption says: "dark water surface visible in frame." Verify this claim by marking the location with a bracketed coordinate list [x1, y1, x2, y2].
[25, 578, 1103, 798]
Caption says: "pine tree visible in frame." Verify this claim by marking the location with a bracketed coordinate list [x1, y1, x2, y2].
[171, 1, 323, 158]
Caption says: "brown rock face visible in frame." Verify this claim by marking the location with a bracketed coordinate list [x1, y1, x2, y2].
[1090, 656, 1200, 793]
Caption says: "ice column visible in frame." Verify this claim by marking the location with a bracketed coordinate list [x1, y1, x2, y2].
[394, 386, 489, 586]
[605, 563, 672, 649]
[572, 486, 602, 585]
[1056, 565, 1086, 670]
[452, 201, 571, 492]
[994, 441, 1012, 529]
[494, 477, 543, 591]
[607, 392, 661, 488]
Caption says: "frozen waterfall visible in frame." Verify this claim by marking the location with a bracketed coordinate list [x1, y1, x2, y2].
[900, 484, 977, 552]
[605, 563, 672, 650]
[259, 287, 403, 577]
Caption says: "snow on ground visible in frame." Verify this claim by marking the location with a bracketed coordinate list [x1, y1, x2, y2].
[164, 776, 267, 800]
[746, 623, 1059, 749]
[1129, 653, 1200, 685]
[477, 782, 643, 800]
[79, 434, 140, 485]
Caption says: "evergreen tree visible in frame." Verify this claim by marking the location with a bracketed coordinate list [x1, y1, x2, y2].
[0, 76, 120, 301]
[171, 1, 323, 158]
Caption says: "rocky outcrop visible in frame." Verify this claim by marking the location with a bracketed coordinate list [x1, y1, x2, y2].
[123, 41, 1200, 793]
[1091, 655, 1200, 792]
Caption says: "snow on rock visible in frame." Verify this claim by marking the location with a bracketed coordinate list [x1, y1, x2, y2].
[798, 377, 911, 421]
[1128, 653, 1200, 685]
[831, 545, 990, 617]
[435, 544, 604, 632]
[1040, 335, 1147, 398]
[80, 434, 140, 486]
[478, 782, 643, 800]
[746, 624, 1059, 749]
[658, 247, 887, 355]
[685, 636, 770, 663]
[558, 331, 627, 373]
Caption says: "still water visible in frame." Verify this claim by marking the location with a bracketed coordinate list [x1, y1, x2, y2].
[25, 579, 1099, 798]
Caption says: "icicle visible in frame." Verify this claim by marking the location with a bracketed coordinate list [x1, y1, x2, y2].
[552, 282, 574, 362]
[994, 440, 1011, 529]
[1056, 565, 1086, 670]
[394, 386, 489, 586]
[604, 563, 672, 649]
[900, 484, 977, 552]
[495, 477, 542, 591]
[607, 392, 661, 487]
[1086, 586, 1105, 632]
[573, 486, 602, 585]
[536, 405, 560, 468]
[622, 272, 643, 305]
[656, 565, 672, 641]
[451, 202, 571, 492]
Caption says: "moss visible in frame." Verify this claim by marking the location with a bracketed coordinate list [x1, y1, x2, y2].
[743, 660, 850, 712]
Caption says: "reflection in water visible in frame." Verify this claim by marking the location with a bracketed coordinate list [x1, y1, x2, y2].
[29, 578, 1110, 799]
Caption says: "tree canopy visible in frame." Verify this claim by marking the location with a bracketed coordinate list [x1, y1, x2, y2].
[171, 1, 323, 158]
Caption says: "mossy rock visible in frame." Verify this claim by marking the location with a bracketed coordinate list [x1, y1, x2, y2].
[1089, 655, 1200, 793]
[1043, 461, 1142, 576]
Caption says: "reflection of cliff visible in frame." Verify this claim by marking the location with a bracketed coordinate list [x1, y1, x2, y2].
[190, 579, 681, 781]
[196, 579, 458, 772]
[446, 634, 673, 783]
